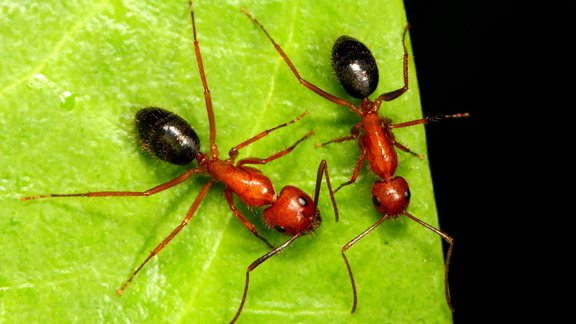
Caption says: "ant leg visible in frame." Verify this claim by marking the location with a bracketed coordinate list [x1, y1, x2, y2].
[236, 130, 314, 167]
[389, 112, 470, 159]
[374, 24, 410, 104]
[335, 146, 367, 193]
[228, 112, 308, 161]
[116, 179, 215, 295]
[189, 0, 219, 158]
[224, 188, 274, 249]
[316, 122, 361, 147]
[403, 211, 455, 311]
[391, 113, 471, 129]
[341, 215, 388, 313]
[240, 7, 363, 115]
[21, 167, 205, 201]
[313, 160, 339, 222]
[231, 233, 302, 323]
[392, 140, 424, 159]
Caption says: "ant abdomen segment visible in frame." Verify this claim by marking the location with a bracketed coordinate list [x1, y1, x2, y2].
[332, 36, 379, 99]
[136, 107, 201, 165]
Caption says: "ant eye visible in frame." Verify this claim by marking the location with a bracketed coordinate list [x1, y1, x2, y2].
[298, 196, 308, 206]
[274, 225, 286, 233]
[405, 188, 411, 199]
[372, 195, 381, 207]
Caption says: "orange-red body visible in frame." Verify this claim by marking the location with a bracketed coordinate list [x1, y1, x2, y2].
[237, 9, 463, 314]
[207, 159, 276, 207]
[359, 112, 397, 180]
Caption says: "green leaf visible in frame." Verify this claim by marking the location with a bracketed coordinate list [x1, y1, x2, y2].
[1, 0, 452, 323]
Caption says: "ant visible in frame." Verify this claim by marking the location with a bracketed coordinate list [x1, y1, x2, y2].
[242, 7, 469, 313]
[21, 1, 338, 322]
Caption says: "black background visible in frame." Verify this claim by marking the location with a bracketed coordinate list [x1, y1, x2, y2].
[403, 0, 491, 322]
[402, 1, 567, 320]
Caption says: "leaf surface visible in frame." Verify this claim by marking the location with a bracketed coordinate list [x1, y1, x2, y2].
[0, 0, 452, 323]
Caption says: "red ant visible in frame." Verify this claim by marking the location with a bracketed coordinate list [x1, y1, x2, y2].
[21, 1, 338, 322]
[242, 7, 469, 313]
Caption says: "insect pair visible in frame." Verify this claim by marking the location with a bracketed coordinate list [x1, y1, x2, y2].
[21, 1, 467, 322]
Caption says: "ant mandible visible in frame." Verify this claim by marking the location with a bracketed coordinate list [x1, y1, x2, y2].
[21, 1, 338, 322]
[241, 7, 469, 313]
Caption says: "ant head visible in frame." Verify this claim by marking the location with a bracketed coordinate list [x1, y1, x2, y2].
[136, 107, 201, 165]
[263, 186, 321, 236]
[332, 36, 379, 99]
[371, 176, 410, 216]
